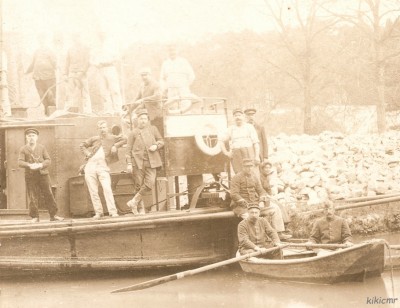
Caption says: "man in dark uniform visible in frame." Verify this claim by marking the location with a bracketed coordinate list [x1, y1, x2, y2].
[18, 128, 64, 223]
[244, 108, 268, 161]
[237, 203, 283, 259]
[126, 109, 164, 215]
[307, 201, 353, 246]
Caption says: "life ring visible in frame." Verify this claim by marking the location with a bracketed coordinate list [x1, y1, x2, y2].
[163, 95, 202, 115]
[194, 122, 221, 156]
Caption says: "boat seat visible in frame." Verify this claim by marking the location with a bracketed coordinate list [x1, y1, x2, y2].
[283, 249, 317, 259]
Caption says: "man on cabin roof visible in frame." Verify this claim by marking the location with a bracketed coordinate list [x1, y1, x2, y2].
[126, 108, 164, 215]
[123, 68, 163, 134]
[307, 201, 353, 246]
[237, 203, 283, 259]
[80, 120, 127, 219]
[18, 128, 64, 223]
[244, 108, 268, 162]
[230, 158, 291, 240]
[219, 108, 260, 174]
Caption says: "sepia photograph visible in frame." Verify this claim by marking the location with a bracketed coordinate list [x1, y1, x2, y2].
[0, 0, 400, 307]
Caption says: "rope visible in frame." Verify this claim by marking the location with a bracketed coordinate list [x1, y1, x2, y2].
[383, 239, 396, 299]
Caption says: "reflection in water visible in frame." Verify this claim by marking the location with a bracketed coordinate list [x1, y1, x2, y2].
[0, 265, 395, 308]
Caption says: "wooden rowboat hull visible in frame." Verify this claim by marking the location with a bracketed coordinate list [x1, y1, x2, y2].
[239, 241, 385, 284]
[0, 208, 238, 277]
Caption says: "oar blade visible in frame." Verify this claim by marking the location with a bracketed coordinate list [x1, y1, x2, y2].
[111, 274, 177, 293]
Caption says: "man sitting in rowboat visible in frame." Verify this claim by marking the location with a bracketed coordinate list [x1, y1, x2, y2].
[306, 201, 353, 248]
[237, 203, 284, 259]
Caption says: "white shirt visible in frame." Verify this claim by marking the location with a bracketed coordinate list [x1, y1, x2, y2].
[160, 57, 195, 90]
[219, 123, 259, 149]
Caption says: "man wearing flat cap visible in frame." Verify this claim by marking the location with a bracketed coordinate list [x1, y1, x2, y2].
[18, 128, 64, 222]
[218, 108, 260, 174]
[244, 108, 268, 161]
[123, 68, 163, 134]
[237, 203, 283, 259]
[126, 108, 164, 215]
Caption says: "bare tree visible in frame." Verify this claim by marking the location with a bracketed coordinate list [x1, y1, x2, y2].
[324, 0, 400, 133]
[262, 0, 338, 133]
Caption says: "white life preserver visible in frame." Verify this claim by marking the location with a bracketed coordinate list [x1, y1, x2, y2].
[194, 122, 221, 156]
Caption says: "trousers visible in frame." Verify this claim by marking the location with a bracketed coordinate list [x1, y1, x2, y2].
[84, 160, 118, 215]
[98, 66, 122, 114]
[26, 173, 58, 218]
[132, 160, 157, 196]
[64, 72, 92, 113]
[34, 79, 56, 116]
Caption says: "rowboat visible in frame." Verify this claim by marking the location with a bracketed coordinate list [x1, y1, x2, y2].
[238, 240, 385, 284]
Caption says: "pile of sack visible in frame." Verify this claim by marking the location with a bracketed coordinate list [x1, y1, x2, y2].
[267, 131, 400, 206]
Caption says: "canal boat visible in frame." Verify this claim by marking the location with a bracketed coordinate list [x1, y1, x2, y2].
[0, 97, 240, 276]
[238, 240, 385, 283]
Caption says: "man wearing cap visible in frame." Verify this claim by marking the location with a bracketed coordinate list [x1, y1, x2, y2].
[244, 108, 268, 161]
[160, 44, 195, 99]
[80, 120, 127, 219]
[218, 108, 260, 174]
[64, 33, 92, 114]
[124, 68, 163, 134]
[307, 201, 353, 247]
[230, 158, 290, 240]
[18, 128, 64, 223]
[238, 203, 283, 259]
[126, 109, 164, 215]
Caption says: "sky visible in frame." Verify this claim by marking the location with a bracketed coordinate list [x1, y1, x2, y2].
[3, 0, 276, 48]
[3, 0, 398, 50]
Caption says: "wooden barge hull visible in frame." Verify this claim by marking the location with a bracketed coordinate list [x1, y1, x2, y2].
[0, 208, 237, 276]
[239, 241, 385, 284]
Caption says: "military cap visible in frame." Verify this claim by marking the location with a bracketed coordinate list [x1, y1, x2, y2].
[232, 108, 243, 115]
[244, 108, 257, 115]
[24, 128, 39, 136]
[136, 108, 149, 117]
[247, 203, 260, 210]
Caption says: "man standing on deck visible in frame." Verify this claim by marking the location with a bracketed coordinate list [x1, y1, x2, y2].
[64, 33, 92, 114]
[25, 34, 57, 116]
[306, 201, 353, 246]
[160, 44, 195, 99]
[126, 109, 164, 215]
[244, 108, 268, 162]
[238, 203, 283, 259]
[219, 108, 260, 174]
[230, 159, 291, 240]
[91, 31, 123, 115]
[123, 68, 162, 134]
[80, 120, 126, 219]
[18, 128, 64, 223]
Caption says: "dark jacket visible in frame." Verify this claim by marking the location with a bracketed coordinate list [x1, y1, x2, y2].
[26, 47, 56, 80]
[230, 171, 266, 205]
[252, 122, 268, 159]
[126, 125, 164, 169]
[135, 79, 162, 120]
[309, 215, 352, 244]
[18, 144, 51, 178]
[80, 133, 126, 164]
[238, 218, 280, 253]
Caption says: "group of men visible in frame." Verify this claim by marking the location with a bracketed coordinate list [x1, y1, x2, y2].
[24, 32, 196, 120]
[238, 200, 353, 258]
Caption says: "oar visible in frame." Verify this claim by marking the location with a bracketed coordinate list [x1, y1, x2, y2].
[111, 245, 288, 294]
[287, 243, 348, 249]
